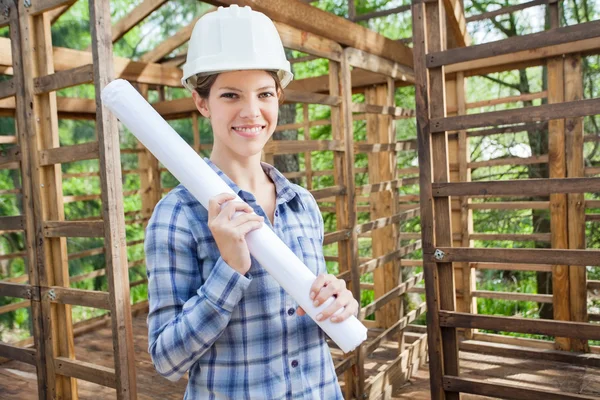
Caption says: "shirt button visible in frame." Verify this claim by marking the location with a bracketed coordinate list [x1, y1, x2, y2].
[291, 360, 298, 368]
[287, 308, 295, 316]
[275, 210, 279, 217]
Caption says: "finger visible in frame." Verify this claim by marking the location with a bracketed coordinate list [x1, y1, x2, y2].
[316, 291, 352, 321]
[314, 278, 345, 307]
[310, 274, 335, 301]
[330, 298, 359, 323]
[218, 201, 254, 221]
[208, 193, 236, 221]
[236, 219, 264, 236]
[230, 213, 264, 228]
[296, 307, 306, 316]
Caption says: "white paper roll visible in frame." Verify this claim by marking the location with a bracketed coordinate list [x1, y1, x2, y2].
[101, 79, 367, 353]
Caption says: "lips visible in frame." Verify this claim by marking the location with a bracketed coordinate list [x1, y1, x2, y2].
[231, 125, 266, 138]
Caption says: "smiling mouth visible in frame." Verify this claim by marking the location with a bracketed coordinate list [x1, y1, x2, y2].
[232, 125, 266, 137]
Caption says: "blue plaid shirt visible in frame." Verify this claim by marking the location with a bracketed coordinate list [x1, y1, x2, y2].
[145, 159, 343, 399]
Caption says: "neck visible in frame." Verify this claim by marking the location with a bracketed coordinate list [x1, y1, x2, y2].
[210, 145, 269, 194]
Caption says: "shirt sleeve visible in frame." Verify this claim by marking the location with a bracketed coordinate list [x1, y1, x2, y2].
[145, 194, 252, 382]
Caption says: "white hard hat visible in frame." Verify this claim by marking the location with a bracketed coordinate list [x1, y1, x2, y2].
[182, 5, 293, 92]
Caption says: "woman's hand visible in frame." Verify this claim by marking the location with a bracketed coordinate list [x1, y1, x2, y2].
[207, 193, 264, 275]
[297, 274, 359, 323]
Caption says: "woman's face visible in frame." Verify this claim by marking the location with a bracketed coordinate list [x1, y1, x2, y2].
[192, 70, 280, 159]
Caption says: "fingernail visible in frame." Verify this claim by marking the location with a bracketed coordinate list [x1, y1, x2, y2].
[331, 316, 338, 322]
[310, 292, 315, 299]
[316, 313, 323, 321]
[313, 300, 319, 307]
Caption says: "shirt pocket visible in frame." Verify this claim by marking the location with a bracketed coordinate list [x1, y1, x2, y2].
[297, 236, 326, 275]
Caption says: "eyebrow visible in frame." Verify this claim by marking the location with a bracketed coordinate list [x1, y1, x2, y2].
[218, 85, 276, 92]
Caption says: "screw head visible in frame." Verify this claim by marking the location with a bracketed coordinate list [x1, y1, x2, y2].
[434, 249, 445, 260]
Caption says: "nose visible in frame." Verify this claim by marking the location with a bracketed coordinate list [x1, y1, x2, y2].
[239, 96, 261, 119]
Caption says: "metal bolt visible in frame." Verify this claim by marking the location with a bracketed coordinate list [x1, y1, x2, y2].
[2, 5, 9, 17]
[48, 289, 56, 300]
[26, 288, 32, 299]
[433, 249, 445, 260]
[23, 0, 31, 8]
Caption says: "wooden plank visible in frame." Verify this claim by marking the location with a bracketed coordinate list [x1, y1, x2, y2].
[433, 178, 600, 197]
[0, 342, 36, 365]
[284, 89, 341, 106]
[468, 201, 549, 210]
[439, 311, 600, 340]
[587, 214, 600, 222]
[33, 64, 94, 94]
[468, 155, 548, 169]
[45, 287, 110, 309]
[29, 0, 76, 16]
[428, 20, 600, 68]
[565, 54, 588, 352]
[310, 185, 346, 200]
[432, 247, 600, 267]
[39, 141, 99, 166]
[344, 47, 414, 83]
[472, 290, 552, 303]
[465, 90, 547, 110]
[43, 221, 105, 237]
[359, 241, 421, 276]
[355, 208, 419, 234]
[431, 98, 600, 133]
[469, 233, 550, 242]
[0, 78, 15, 99]
[355, 178, 403, 195]
[110, 0, 168, 44]
[471, 262, 552, 272]
[0, 281, 35, 300]
[0, 145, 21, 167]
[443, 376, 599, 400]
[141, 14, 206, 63]
[353, 5, 411, 22]
[212, 0, 413, 67]
[442, 0, 470, 47]
[323, 229, 352, 246]
[360, 273, 423, 319]
[54, 357, 116, 388]
[90, 0, 137, 397]
[466, 0, 547, 23]
[0, 135, 17, 144]
[274, 21, 343, 62]
[472, 331, 555, 350]
[351, 102, 416, 117]
[263, 139, 344, 154]
[355, 140, 417, 153]
[412, 2, 446, 398]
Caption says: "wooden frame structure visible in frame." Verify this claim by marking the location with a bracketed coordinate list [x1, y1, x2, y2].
[413, 0, 600, 398]
[0, 0, 599, 399]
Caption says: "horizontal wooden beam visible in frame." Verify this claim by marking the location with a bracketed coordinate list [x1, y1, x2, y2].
[431, 247, 600, 266]
[310, 185, 346, 200]
[45, 287, 110, 310]
[0, 78, 15, 100]
[432, 177, 600, 197]
[0, 281, 35, 300]
[54, 357, 116, 388]
[33, 64, 94, 94]
[352, 102, 415, 117]
[43, 221, 105, 238]
[39, 142, 99, 166]
[353, 5, 411, 22]
[344, 47, 414, 82]
[468, 201, 549, 210]
[354, 140, 417, 153]
[355, 179, 404, 196]
[472, 290, 552, 303]
[28, 0, 76, 16]
[264, 139, 344, 154]
[471, 262, 552, 272]
[355, 208, 420, 234]
[275, 21, 343, 61]
[360, 272, 424, 318]
[0, 146, 21, 167]
[464, 91, 547, 110]
[428, 20, 600, 68]
[323, 229, 352, 245]
[443, 376, 598, 400]
[284, 89, 341, 106]
[466, 0, 548, 23]
[359, 241, 422, 275]
[111, 0, 168, 44]
[469, 233, 551, 242]
[432, 98, 600, 133]
[0, 342, 36, 366]
[440, 311, 600, 340]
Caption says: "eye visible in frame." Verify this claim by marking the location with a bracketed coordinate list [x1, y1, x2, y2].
[259, 92, 275, 98]
[220, 92, 238, 99]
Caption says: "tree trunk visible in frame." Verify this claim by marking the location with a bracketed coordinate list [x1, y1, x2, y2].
[273, 103, 300, 184]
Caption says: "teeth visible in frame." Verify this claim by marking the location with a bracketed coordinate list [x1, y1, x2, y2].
[234, 126, 262, 133]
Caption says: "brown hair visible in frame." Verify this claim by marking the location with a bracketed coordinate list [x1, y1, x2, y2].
[194, 71, 285, 105]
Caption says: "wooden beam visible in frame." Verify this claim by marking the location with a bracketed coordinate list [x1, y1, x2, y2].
[33, 64, 94, 94]
[353, 5, 411, 22]
[442, 0, 470, 47]
[211, 0, 413, 67]
[431, 98, 600, 133]
[432, 247, 600, 267]
[351, 102, 415, 117]
[54, 357, 116, 389]
[430, 20, 600, 68]
[28, 0, 76, 16]
[45, 287, 111, 309]
[0, 78, 15, 99]
[39, 142, 99, 166]
[140, 13, 206, 63]
[433, 177, 600, 197]
[111, 0, 168, 44]
[43, 221, 105, 237]
[344, 47, 414, 82]
[0, 342, 37, 366]
[466, 0, 548, 23]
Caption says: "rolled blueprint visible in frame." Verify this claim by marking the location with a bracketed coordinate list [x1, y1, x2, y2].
[101, 79, 367, 353]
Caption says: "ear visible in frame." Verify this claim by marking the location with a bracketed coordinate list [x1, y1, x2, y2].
[192, 91, 210, 119]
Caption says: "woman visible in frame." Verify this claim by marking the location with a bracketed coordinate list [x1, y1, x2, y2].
[145, 5, 359, 399]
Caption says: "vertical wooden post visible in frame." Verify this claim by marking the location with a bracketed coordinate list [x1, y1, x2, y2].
[303, 104, 312, 190]
[17, 4, 76, 398]
[547, 1, 571, 351]
[367, 84, 399, 330]
[89, 0, 137, 398]
[456, 72, 475, 338]
[565, 54, 588, 352]
[413, 0, 460, 398]
[8, 1, 50, 396]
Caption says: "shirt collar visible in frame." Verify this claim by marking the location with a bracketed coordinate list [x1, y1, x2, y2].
[203, 157, 304, 208]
